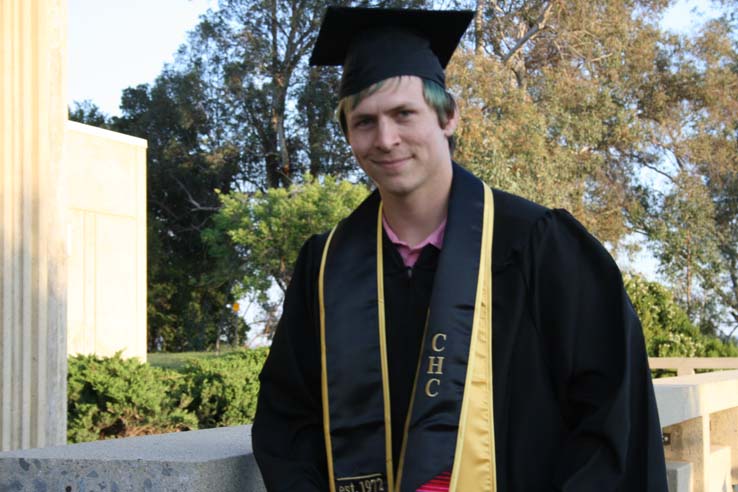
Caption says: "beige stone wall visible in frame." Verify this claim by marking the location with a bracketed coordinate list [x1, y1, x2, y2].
[0, 0, 69, 450]
[711, 407, 738, 486]
[64, 121, 147, 361]
[655, 370, 738, 491]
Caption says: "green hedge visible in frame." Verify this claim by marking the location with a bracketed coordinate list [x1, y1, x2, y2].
[179, 348, 268, 428]
[67, 348, 268, 443]
[67, 353, 198, 443]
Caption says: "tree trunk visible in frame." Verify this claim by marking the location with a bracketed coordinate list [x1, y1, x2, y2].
[475, 0, 485, 55]
[307, 68, 324, 178]
[266, 149, 282, 188]
[268, 0, 290, 188]
[686, 231, 692, 313]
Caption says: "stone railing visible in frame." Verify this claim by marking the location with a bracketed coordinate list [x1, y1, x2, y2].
[650, 357, 738, 376]
[2, 360, 738, 492]
[653, 367, 738, 492]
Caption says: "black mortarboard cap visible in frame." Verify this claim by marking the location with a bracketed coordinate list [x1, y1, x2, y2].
[309, 7, 474, 99]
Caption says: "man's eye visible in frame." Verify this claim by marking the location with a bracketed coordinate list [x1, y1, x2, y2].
[397, 110, 414, 119]
[353, 119, 372, 129]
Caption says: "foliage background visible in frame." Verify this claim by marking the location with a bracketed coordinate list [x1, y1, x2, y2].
[69, 0, 738, 349]
[202, 177, 369, 335]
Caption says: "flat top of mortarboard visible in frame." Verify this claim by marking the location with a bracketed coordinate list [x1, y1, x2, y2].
[309, 6, 474, 69]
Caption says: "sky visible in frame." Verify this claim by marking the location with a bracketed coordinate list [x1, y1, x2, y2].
[68, 0, 218, 116]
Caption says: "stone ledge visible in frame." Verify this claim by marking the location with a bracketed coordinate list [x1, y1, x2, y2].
[66, 120, 148, 148]
[1, 423, 731, 492]
[0, 425, 266, 492]
[653, 369, 738, 427]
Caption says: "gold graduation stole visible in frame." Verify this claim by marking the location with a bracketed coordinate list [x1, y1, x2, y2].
[319, 164, 496, 492]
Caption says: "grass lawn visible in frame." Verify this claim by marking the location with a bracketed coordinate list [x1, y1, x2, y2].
[148, 348, 238, 371]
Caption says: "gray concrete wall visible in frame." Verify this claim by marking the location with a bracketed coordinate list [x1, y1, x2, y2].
[0, 426, 266, 492]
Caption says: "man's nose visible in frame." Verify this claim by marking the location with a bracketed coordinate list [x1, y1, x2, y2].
[374, 118, 400, 150]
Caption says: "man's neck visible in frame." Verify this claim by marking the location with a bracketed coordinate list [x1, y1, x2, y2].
[381, 171, 452, 248]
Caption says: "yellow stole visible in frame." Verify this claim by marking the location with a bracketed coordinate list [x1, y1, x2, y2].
[319, 165, 496, 492]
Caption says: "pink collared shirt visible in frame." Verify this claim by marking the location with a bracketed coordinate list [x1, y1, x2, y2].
[382, 215, 446, 268]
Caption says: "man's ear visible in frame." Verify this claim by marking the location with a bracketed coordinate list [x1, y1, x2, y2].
[442, 107, 459, 137]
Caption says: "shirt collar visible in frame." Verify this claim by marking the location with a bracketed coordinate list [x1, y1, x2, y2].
[382, 214, 446, 267]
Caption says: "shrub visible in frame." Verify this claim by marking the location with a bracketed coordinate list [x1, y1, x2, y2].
[67, 352, 198, 443]
[702, 336, 738, 357]
[180, 348, 269, 428]
[624, 273, 738, 358]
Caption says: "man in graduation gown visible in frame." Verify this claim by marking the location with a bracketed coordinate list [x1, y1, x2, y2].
[252, 6, 668, 492]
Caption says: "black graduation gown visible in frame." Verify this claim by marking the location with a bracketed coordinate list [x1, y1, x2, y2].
[252, 189, 668, 492]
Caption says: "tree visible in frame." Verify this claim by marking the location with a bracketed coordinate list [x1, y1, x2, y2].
[444, 0, 738, 338]
[115, 0, 432, 348]
[640, 172, 721, 322]
[204, 178, 369, 336]
[68, 100, 112, 129]
[627, 13, 738, 337]
[175, 0, 431, 190]
[111, 68, 247, 351]
[75, 0, 738, 345]
[446, 0, 677, 245]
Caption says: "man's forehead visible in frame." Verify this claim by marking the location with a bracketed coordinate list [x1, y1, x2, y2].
[348, 77, 427, 115]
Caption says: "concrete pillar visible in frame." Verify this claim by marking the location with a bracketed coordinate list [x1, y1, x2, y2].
[0, 0, 69, 450]
[711, 407, 738, 486]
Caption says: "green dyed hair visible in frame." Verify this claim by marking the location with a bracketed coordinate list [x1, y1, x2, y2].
[336, 76, 457, 152]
